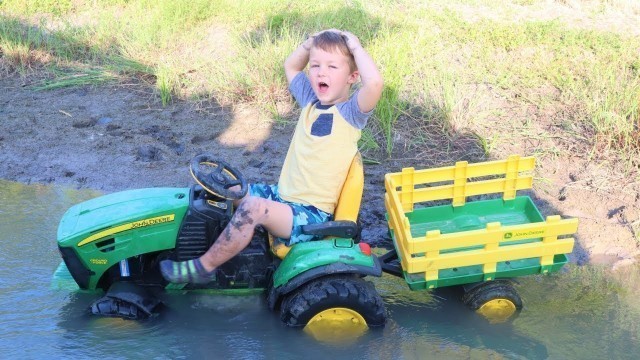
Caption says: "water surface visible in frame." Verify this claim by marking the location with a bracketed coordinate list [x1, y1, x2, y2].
[0, 180, 638, 359]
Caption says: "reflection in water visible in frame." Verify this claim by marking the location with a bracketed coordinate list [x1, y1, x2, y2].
[370, 275, 549, 359]
[514, 265, 640, 359]
[0, 180, 639, 359]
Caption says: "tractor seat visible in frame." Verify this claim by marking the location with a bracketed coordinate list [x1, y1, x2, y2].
[269, 153, 364, 259]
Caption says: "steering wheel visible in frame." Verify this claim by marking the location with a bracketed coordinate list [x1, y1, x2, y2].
[189, 154, 248, 200]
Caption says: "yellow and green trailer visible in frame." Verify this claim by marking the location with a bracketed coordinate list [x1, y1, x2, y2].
[380, 155, 578, 322]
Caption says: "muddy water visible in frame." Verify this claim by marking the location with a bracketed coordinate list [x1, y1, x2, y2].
[1, 180, 639, 359]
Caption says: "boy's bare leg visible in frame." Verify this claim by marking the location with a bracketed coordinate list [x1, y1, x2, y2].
[198, 196, 293, 271]
[160, 196, 293, 283]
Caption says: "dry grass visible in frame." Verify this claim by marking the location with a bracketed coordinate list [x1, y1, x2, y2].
[1, 0, 639, 174]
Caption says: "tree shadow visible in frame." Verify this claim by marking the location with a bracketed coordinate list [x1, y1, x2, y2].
[239, 6, 586, 266]
[0, 14, 152, 86]
[237, 7, 484, 163]
[0, 14, 250, 191]
[1, 6, 586, 264]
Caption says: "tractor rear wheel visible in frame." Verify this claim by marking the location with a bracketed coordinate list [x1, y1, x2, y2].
[280, 275, 386, 341]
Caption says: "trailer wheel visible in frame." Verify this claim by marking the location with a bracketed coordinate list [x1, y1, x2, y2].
[280, 275, 386, 342]
[462, 280, 522, 323]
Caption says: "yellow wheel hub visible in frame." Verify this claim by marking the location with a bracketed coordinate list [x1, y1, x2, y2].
[477, 298, 517, 324]
[303, 307, 368, 343]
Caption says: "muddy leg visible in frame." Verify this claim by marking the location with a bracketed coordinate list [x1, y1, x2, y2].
[160, 196, 292, 283]
[198, 196, 293, 271]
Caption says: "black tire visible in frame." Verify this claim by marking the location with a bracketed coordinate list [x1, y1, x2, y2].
[280, 275, 386, 327]
[462, 280, 522, 323]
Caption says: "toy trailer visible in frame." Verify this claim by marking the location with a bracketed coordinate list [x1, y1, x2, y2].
[380, 155, 578, 322]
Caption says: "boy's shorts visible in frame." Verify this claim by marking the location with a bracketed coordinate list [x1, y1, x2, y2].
[249, 183, 332, 246]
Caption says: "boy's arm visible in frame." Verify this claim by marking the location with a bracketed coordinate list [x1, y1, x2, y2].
[342, 31, 383, 114]
[284, 36, 314, 84]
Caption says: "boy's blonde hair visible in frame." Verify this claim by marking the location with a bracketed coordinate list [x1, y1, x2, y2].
[312, 32, 357, 72]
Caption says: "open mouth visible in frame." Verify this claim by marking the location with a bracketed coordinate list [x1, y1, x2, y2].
[318, 82, 329, 92]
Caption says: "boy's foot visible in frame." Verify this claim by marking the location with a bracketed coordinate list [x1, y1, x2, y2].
[159, 258, 217, 284]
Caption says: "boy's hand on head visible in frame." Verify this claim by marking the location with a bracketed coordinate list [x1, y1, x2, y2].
[340, 31, 362, 53]
[301, 35, 314, 51]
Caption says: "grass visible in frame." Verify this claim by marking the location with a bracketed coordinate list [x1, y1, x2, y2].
[33, 68, 116, 90]
[1, 0, 639, 169]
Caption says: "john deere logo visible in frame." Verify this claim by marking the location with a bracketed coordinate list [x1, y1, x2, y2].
[78, 214, 175, 247]
[503, 230, 544, 240]
[130, 215, 173, 229]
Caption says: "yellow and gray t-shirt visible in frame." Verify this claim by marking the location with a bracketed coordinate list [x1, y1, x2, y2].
[278, 72, 372, 214]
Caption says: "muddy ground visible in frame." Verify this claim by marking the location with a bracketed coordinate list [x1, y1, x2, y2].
[1, 73, 638, 268]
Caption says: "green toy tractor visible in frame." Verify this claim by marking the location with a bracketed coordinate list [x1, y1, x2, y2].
[54, 153, 579, 336]
[53, 153, 386, 337]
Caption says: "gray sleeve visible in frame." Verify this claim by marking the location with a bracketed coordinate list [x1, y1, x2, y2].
[337, 89, 374, 130]
[288, 72, 317, 108]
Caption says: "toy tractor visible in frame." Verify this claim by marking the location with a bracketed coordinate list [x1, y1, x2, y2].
[53, 153, 578, 335]
[53, 153, 385, 338]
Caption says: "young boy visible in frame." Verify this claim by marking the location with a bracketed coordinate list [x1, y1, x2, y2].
[160, 29, 383, 284]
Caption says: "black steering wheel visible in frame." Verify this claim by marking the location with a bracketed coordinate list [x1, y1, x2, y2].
[189, 154, 248, 200]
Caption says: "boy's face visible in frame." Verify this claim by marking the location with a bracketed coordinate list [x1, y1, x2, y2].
[308, 47, 358, 105]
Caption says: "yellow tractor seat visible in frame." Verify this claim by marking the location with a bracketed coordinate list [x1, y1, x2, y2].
[269, 153, 364, 259]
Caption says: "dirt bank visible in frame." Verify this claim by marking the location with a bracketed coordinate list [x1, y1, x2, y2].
[1, 73, 638, 268]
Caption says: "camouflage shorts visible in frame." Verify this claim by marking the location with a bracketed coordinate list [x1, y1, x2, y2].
[249, 183, 332, 245]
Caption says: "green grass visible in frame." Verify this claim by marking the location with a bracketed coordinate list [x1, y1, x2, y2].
[33, 68, 116, 90]
[1, 0, 639, 167]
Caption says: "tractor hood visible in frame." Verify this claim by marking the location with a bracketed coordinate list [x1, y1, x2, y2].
[57, 187, 190, 247]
